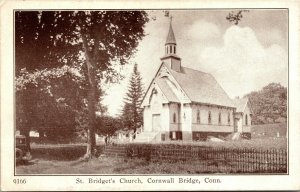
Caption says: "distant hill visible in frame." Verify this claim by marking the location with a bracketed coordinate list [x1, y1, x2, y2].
[243, 83, 287, 125]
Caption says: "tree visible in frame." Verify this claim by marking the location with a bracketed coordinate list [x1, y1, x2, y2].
[244, 83, 287, 124]
[16, 66, 86, 148]
[15, 11, 149, 158]
[121, 63, 144, 138]
[226, 10, 249, 25]
[96, 116, 122, 137]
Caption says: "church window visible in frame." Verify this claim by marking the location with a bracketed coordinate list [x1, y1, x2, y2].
[208, 111, 211, 124]
[245, 114, 248, 126]
[170, 46, 173, 54]
[174, 46, 176, 54]
[173, 113, 176, 123]
[172, 131, 176, 139]
[196, 110, 200, 124]
[167, 46, 169, 54]
[228, 112, 231, 125]
[218, 112, 222, 125]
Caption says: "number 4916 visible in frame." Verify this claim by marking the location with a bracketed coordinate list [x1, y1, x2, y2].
[13, 179, 26, 184]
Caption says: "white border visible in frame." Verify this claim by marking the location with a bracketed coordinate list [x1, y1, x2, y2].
[1, 0, 300, 191]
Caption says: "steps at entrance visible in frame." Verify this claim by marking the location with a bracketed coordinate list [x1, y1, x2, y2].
[230, 132, 241, 141]
[134, 132, 158, 143]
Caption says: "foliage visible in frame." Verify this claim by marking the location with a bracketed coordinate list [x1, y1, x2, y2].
[244, 83, 287, 124]
[121, 63, 144, 135]
[15, 11, 149, 157]
[95, 116, 123, 136]
[226, 10, 249, 25]
[15, 66, 85, 140]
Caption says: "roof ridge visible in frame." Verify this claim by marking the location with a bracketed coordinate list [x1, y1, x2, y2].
[181, 66, 209, 75]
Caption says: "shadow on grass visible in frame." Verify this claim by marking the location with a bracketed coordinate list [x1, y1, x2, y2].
[16, 160, 35, 167]
[30, 145, 105, 161]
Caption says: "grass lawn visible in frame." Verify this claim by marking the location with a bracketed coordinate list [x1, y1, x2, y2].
[16, 137, 287, 174]
[16, 156, 241, 174]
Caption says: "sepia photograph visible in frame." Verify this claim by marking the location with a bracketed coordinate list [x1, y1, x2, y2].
[14, 9, 288, 175]
[1, 0, 300, 191]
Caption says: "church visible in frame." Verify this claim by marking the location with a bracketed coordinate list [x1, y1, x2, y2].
[136, 20, 252, 142]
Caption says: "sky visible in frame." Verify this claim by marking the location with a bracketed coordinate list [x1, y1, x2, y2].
[102, 9, 288, 116]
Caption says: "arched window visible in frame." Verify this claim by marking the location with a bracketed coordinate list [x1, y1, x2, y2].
[167, 46, 169, 54]
[173, 113, 176, 123]
[174, 46, 176, 54]
[218, 112, 222, 125]
[245, 114, 248, 126]
[208, 111, 211, 124]
[170, 46, 173, 54]
[197, 110, 200, 124]
[227, 112, 231, 125]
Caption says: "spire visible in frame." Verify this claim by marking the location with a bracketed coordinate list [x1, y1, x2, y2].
[165, 17, 176, 45]
[161, 16, 181, 72]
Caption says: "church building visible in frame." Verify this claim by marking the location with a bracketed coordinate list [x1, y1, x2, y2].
[136, 20, 252, 142]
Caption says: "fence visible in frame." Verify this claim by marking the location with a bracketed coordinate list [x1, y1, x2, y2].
[121, 144, 287, 173]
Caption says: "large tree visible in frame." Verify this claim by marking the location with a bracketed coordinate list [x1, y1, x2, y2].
[121, 63, 144, 138]
[16, 66, 86, 149]
[15, 11, 149, 158]
[245, 83, 287, 124]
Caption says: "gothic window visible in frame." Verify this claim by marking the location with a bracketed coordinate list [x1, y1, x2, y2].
[208, 111, 211, 124]
[149, 88, 157, 104]
[196, 110, 200, 124]
[245, 114, 248, 126]
[218, 112, 222, 125]
[170, 46, 173, 54]
[173, 113, 176, 123]
[228, 112, 231, 125]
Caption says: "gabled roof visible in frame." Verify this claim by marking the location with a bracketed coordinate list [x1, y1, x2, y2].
[233, 97, 249, 112]
[155, 77, 180, 103]
[165, 64, 235, 108]
[165, 22, 176, 45]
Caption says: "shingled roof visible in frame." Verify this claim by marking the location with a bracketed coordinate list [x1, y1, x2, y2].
[155, 77, 180, 103]
[164, 64, 235, 108]
[233, 97, 249, 112]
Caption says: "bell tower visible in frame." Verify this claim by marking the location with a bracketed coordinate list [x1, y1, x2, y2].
[161, 17, 181, 72]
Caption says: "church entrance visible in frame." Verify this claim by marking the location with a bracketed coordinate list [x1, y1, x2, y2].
[152, 114, 161, 131]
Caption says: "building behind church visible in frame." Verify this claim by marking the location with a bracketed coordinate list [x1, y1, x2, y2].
[136, 20, 252, 142]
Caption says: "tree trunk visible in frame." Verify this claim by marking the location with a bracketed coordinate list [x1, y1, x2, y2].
[81, 34, 97, 159]
[20, 128, 31, 152]
[133, 127, 137, 139]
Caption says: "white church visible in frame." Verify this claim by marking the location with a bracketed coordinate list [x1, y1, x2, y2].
[135, 21, 252, 142]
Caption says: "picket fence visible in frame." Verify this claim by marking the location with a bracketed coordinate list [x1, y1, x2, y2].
[104, 144, 287, 173]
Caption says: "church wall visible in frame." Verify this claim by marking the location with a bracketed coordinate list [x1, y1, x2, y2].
[169, 103, 180, 131]
[161, 104, 170, 132]
[142, 83, 170, 133]
[181, 104, 193, 140]
[191, 104, 234, 133]
[242, 104, 251, 133]
[143, 106, 152, 132]
[235, 113, 243, 132]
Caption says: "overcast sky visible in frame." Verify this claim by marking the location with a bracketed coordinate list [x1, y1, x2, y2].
[102, 9, 288, 116]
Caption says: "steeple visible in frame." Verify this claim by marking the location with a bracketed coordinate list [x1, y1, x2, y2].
[165, 18, 176, 45]
[161, 17, 181, 72]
